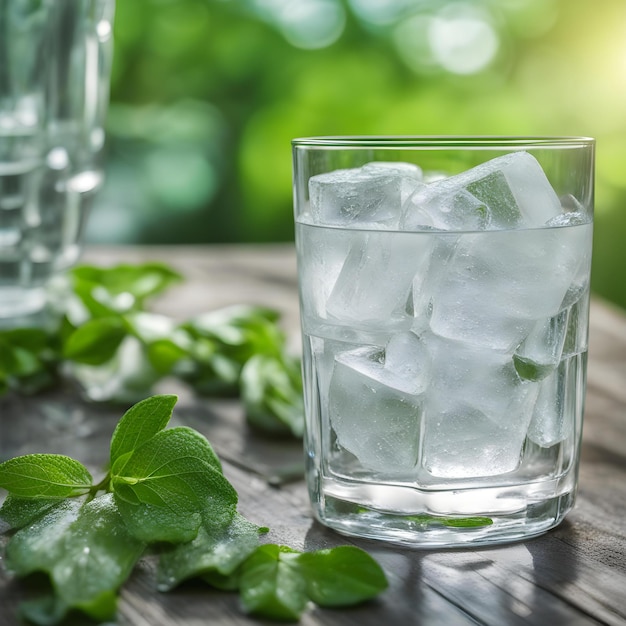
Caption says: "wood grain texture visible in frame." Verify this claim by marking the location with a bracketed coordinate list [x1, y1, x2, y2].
[0, 244, 625, 626]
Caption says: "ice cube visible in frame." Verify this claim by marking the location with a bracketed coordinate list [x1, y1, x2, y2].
[361, 161, 423, 177]
[361, 161, 423, 205]
[309, 164, 422, 227]
[460, 151, 563, 228]
[410, 235, 457, 327]
[527, 357, 576, 447]
[429, 222, 592, 351]
[328, 340, 429, 473]
[421, 334, 539, 478]
[402, 151, 562, 232]
[425, 334, 537, 424]
[513, 311, 568, 381]
[384, 331, 431, 395]
[546, 211, 589, 228]
[326, 229, 432, 330]
[561, 287, 590, 359]
[296, 223, 357, 335]
[402, 186, 490, 231]
[422, 402, 530, 478]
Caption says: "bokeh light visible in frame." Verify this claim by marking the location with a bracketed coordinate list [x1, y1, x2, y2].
[279, 0, 346, 49]
[428, 4, 499, 75]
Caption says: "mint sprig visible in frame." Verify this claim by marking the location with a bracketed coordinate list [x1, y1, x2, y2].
[238, 544, 389, 620]
[0, 262, 304, 437]
[0, 395, 387, 624]
[0, 455, 92, 499]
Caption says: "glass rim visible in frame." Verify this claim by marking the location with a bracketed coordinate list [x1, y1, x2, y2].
[291, 135, 595, 149]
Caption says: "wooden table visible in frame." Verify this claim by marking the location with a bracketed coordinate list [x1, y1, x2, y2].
[1, 244, 625, 626]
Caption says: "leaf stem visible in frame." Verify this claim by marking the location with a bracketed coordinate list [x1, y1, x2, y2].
[88, 473, 112, 499]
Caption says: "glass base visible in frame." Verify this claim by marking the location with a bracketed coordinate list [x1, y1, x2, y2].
[309, 474, 576, 548]
[0, 287, 47, 320]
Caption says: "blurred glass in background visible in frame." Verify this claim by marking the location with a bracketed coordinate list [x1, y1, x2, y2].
[89, 0, 626, 310]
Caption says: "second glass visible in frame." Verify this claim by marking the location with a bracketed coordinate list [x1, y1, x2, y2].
[292, 136, 594, 547]
[0, 0, 115, 319]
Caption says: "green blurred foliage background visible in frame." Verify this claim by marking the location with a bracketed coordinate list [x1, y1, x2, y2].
[89, 0, 626, 310]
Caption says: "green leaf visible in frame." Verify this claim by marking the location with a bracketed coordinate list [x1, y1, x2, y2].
[71, 279, 120, 319]
[70, 336, 162, 404]
[72, 262, 182, 306]
[357, 508, 493, 528]
[1, 327, 49, 351]
[10, 347, 44, 376]
[187, 305, 280, 346]
[0, 336, 18, 373]
[8, 494, 145, 624]
[183, 305, 286, 376]
[51, 494, 145, 620]
[63, 317, 128, 365]
[5, 498, 84, 576]
[157, 512, 261, 591]
[19, 593, 69, 626]
[512, 354, 555, 381]
[439, 516, 493, 528]
[0, 328, 56, 389]
[240, 354, 304, 437]
[112, 427, 236, 543]
[0, 494, 64, 530]
[296, 546, 388, 607]
[147, 338, 190, 374]
[110, 394, 178, 471]
[124, 312, 193, 375]
[0, 454, 92, 498]
[239, 544, 308, 621]
[19, 591, 117, 626]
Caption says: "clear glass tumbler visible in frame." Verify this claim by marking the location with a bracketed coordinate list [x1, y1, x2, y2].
[292, 136, 594, 547]
[0, 0, 115, 319]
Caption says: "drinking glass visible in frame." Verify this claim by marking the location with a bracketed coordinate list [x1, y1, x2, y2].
[292, 136, 594, 547]
[0, 0, 115, 319]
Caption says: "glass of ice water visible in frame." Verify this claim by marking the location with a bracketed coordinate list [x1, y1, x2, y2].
[292, 136, 594, 547]
[0, 0, 115, 320]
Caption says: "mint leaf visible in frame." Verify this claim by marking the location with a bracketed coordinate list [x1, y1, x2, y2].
[0, 454, 92, 499]
[70, 336, 162, 405]
[19, 591, 117, 626]
[402, 513, 493, 527]
[0, 495, 64, 530]
[296, 546, 388, 607]
[0, 327, 49, 352]
[63, 317, 128, 365]
[110, 394, 178, 471]
[112, 427, 237, 543]
[5, 499, 83, 576]
[19, 593, 69, 626]
[186, 305, 281, 349]
[0, 327, 58, 396]
[512, 354, 555, 381]
[71, 262, 181, 308]
[181, 305, 286, 395]
[237, 544, 388, 620]
[147, 338, 190, 375]
[157, 512, 261, 591]
[240, 354, 304, 437]
[124, 312, 192, 375]
[439, 516, 493, 528]
[239, 544, 308, 621]
[50, 494, 145, 621]
[8, 494, 145, 624]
